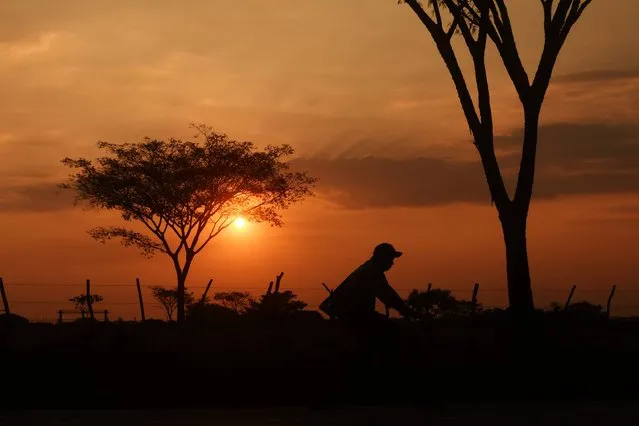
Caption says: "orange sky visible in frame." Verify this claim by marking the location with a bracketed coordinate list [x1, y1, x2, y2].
[1, 0, 638, 320]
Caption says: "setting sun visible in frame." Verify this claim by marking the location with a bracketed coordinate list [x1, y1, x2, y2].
[233, 217, 247, 229]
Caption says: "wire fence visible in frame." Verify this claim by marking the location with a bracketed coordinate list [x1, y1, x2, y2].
[2, 278, 639, 322]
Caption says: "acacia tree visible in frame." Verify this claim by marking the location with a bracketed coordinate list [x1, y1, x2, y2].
[213, 291, 255, 314]
[61, 124, 316, 322]
[69, 293, 104, 313]
[151, 286, 195, 321]
[399, 0, 593, 319]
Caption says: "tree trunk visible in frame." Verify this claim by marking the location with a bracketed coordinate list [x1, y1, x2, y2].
[176, 273, 186, 322]
[175, 254, 194, 323]
[500, 209, 535, 321]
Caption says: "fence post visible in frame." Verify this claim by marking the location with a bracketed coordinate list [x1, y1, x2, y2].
[426, 282, 432, 293]
[58, 310, 63, 324]
[606, 285, 617, 320]
[0, 277, 10, 315]
[274, 272, 284, 294]
[471, 282, 480, 315]
[136, 278, 146, 321]
[104, 310, 109, 322]
[266, 281, 274, 295]
[200, 279, 213, 304]
[86, 279, 95, 321]
[321, 283, 335, 321]
[563, 285, 577, 312]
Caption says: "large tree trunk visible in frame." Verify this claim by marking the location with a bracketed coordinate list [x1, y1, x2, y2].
[479, 106, 539, 322]
[496, 106, 540, 322]
[500, 209, 535, 321]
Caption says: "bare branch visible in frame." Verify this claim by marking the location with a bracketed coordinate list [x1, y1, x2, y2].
[432, 0, 443, 26]
[487, 0, 531, 100]
[442, 0, 477, 49]
[578, 0, 593, 16]
[541, 0, 553, 35]
[404, 0, 441, 33]
[404, 0, 481, 136]
[551, 0, 573, 35]
[446, 17, 459, 40]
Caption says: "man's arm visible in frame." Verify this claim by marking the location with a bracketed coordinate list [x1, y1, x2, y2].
[375, 276, 414, 318]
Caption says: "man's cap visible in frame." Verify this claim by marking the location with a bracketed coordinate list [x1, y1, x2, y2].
[373, 242, 403, 259]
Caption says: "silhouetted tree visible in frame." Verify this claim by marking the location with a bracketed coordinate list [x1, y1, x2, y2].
[60, 124, 316, 322]
[187, 301, 237, 324]
[151, 286, 195, 321]
[213, 291, 255, 315]
[546, 301, 564, 312]
[398, 0, 594, 320]
[545, 300, 603, 322]
[566, 301, 603, 320]
[247, 290, 308, 317]
[406, 288, 481, 319]
[69, 293, 104, 313]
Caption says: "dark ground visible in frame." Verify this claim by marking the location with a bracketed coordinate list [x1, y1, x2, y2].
[1, 315, 639, 411]
[2, 403, 639, 426]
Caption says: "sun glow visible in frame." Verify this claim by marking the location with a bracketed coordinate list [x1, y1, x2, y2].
[233, 217, 247, 229]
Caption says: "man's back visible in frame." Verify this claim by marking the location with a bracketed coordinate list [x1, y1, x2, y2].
[325, 260, 383, 317]
[320, 258, 406, 320]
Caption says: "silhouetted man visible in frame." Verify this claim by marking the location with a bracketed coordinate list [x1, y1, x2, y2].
[320, 242, 416, 325]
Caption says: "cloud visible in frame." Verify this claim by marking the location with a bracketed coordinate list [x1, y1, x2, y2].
[497, 122, 639, 170]
[293, 156, 489, 208]
[292, 122, 639, 209]
[0, 182, 75, 213]
[3, 121, 638, 213]
[554, 69, 639, 84]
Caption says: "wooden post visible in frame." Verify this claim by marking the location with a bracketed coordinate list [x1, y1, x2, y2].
[563, 285, 577, 312]
[266, 281, 273, 295]
[471, 282, 480, 315]
[136, 278, 146, 321]
[606, 285, 617, 320]
[58, 310, 63, 324]
[274, 272, 284, 293]
[426, 282, 432, 293]
[0, 277, 10, 315]
[104, 310, 109, 322]
[321, 283, 334, 321]
[86, 279, 95, 321]
[200, 279, 213, 304]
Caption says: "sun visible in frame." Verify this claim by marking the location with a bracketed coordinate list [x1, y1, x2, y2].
[233, 217, 247, 229]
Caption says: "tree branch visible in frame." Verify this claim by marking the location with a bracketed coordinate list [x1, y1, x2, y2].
[541, 0, 553, 35]
[432, 0, 443, 26]
[472, 1, 511, 209]
[404, 0, 481, 137]
[89, 226, 166, 258]
[442, 0, 477, 49]
[446, 17, 459, 40]
[488, 0, 531, 101]
[193, 215, 233, 255]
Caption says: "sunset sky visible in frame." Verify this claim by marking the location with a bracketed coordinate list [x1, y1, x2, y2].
[1, 0, 638, 320]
